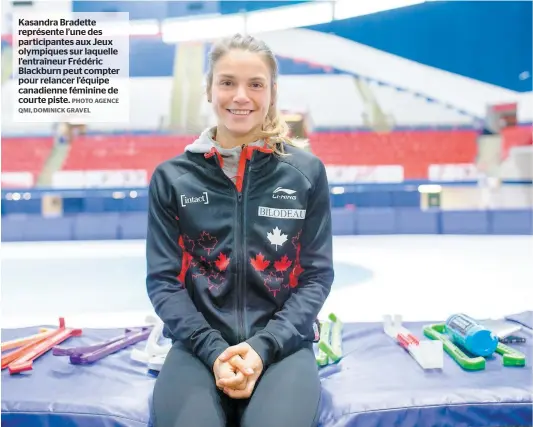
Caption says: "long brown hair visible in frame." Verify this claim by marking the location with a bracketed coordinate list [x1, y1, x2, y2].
[205, 33, 307, 155]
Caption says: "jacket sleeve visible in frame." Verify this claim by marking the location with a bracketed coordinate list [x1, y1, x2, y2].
[246, 160, 334, 367]
[146, 166, 229, 370]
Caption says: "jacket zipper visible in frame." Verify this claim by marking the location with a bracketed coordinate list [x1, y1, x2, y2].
[237, 158, 252, 342]
[211, 147, 251, 343]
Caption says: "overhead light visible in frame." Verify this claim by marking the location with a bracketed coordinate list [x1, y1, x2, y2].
[331, 186, 345, 195]
[162, 14, 245, 43]
[418, 184, 442, 194]
[246, 2, 333, 33]
[334, 0, 425, 20]
[112, 191, 126, 199]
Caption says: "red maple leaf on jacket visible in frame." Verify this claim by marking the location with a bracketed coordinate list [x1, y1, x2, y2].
[251, 253, 270, 271]
[289, 263, 304, 288]
[274, 255, 292, 272]
[215, 253, 230, 271]
[197, 231, 217, 255]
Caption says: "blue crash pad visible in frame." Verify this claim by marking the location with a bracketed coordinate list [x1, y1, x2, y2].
[506, 311, 533, 330]
[2, 316, 532, 427]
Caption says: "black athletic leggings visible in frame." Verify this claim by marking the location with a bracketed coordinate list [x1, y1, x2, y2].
[151, 341, 321, 427]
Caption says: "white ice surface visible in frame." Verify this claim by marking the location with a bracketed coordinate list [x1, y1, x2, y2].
[1, 235, 531, 329]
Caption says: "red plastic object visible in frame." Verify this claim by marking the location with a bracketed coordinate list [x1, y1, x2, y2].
[5, 318, 82, 374]
[397, 333, 420, 349]
[1, 330, 58, 369]
[2, 329, 55, 352]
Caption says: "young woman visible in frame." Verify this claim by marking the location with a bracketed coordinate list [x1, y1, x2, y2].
[146, 33, 334, 427]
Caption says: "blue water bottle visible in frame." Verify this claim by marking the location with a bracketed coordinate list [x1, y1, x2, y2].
[445, 314, 499, 357]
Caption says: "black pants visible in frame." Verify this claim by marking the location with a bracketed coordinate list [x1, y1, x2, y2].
[151, 341, 321, 427]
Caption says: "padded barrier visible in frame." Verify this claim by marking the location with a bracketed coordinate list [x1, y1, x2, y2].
[395, 207, 440, 234]
[2, 215, 75, 241]
[24, 215, 75, 241]
[488, 209, 533, 234]
[73, 213, 121, 240]
[119, 212, 148, 239]
[4, 183, 532, 215]
[2, 208, 532, 242]
[354, 207, 396, 234]
[1, 215, 27, 241]
[441, 210, 490, 234]
[2, 316, 532, 427]
[331, 208, 356, 235]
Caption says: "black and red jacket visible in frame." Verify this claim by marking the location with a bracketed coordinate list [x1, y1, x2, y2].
[145, 141, 334, 370]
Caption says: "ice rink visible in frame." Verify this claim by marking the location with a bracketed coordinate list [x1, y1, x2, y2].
[2, 235, 532, 329]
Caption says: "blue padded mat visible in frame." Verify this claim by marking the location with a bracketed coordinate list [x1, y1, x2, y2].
[506, 311, 533, 330]
[2, 317, 532, 427]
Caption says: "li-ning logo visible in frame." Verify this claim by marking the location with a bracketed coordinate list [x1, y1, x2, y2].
[272, 187, 297, 200]
[181, 192, 209, 207]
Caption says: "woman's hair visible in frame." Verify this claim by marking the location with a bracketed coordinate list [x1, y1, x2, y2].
[206, 33, 307, 155]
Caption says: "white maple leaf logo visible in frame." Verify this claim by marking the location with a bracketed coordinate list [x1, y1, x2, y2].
[267, 226, 288, 251]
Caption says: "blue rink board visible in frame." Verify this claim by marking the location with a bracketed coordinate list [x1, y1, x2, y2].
[2, 208, 532, 242]
[2, 316, 532, 427]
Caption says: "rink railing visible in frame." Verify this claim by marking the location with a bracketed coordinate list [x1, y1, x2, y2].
[1, 181, 531, 241]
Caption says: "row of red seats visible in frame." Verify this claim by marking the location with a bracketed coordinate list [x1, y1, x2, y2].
[59, 130, 478, 179]
[61, 134, 194, 171]
[501, 126, 532, 159]
[310, 130, 478, 178]
[1, 137, 54, 177]
[2, 129, 482, 181]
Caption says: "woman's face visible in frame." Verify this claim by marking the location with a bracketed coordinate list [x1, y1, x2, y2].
[210, 49, 273, 138]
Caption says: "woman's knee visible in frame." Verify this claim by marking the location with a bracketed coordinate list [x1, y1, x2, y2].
[151, 344, 227, 427]
[240, 345, 321, 427]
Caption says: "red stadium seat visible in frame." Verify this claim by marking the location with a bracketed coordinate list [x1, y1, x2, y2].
[501, 126, 532, 159]
[3, 130, 481, 184]
[1, 137, 54, 179]
[309, 130, 478, 179]
[61, 134, 196, 178]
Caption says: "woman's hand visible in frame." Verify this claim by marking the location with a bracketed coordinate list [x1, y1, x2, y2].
[217, 343, 264, 399]
[213, 356, 249, 391]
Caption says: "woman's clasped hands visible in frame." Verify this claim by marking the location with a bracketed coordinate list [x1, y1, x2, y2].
[213, 343, 264, 399]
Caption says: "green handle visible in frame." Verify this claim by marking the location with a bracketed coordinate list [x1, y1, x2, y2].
[328, 313, 339, 323]
[318, 339, 341, 363]
[495, 342, 526, 367]
[329, 313, 343, 360]
[316, 321, 331, 366]
[316, 314, 343, 365]
[423, 324, 485, 371]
